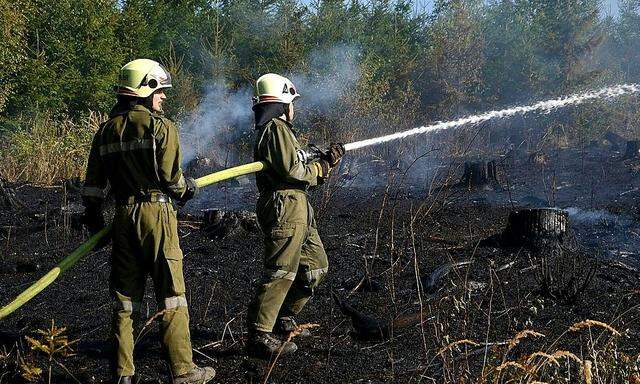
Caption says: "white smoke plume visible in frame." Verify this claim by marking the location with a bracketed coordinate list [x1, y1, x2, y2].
[290, 44, 361, 117]
[179, 44, 362, 167]
[179, 82, 253, 167]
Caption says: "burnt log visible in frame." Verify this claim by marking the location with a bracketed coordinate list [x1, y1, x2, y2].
[201, 209, 258, 239]
[460, 160, 498, 190]
[421, 260, 471, 294]
[624, 140, 640, 159]
[502, 208, 568, 247]
[331, 292, 422, 341]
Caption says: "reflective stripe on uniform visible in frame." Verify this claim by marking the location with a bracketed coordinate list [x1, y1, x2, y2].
[99, 139, 154, 156]
[305, 267, 328, 282]
[115, 299, 141, 313]
[81, 186, 107, 199]
[266, 269, 297, 281]
[163, 296, 188, 310]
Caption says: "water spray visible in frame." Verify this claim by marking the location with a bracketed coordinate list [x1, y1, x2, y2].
[343, 83, 639, 151]
[2, 83, 638, 320]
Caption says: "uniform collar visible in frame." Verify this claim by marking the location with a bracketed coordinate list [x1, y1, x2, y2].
[273, 117, 297, 135]
[274, 116, 292, 127]
[109, 103, 159, 118]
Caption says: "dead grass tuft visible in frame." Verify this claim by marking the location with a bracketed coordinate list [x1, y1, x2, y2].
[507, 330, 545, 353]
[438, 339, 480, 355]
[569, 319, 621, 336]
[495, 361, 529, 372]
[0, 111, 104, 184]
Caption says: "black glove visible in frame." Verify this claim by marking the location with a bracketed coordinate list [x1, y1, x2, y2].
[81, 204, 105, 236]
[178, 177, 199, 206]
[321, 143, 345, 167]
[81, 203, 110, 248]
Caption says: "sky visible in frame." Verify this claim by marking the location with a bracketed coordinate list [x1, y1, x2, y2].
[301, 0, 621, 17]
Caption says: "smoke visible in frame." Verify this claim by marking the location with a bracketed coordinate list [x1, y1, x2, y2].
[179, 82, 254, 167]
[179, 44, 362, 167]
[289, 44, 361, 118]
[564, 207, 631, 228]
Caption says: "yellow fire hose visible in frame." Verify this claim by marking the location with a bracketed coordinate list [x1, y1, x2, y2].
[0, 161, 266, 320]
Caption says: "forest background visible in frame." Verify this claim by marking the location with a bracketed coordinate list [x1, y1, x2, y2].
[0, 0, 639, 184]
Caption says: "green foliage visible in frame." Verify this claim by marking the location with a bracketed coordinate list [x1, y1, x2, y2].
[0, 0, 639, 184]
[5, 0, 124, 116]
[0, 0, 29, 113]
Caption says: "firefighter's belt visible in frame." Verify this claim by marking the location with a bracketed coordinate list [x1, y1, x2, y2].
[116, 193, 171, 205]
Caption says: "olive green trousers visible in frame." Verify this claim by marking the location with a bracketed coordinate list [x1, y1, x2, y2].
[110, 202, 195, 377]
[248, 190, 329, 332]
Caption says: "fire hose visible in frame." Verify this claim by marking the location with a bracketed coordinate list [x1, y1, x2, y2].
[0, 161, 266, 320]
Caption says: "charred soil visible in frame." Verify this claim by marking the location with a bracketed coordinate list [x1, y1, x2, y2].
[1, 146, 640, 383]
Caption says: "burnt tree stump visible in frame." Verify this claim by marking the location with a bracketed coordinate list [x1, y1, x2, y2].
[502, 208, 568, 247]
[624, 140, 640, 159]
[460, 160, 498, 190]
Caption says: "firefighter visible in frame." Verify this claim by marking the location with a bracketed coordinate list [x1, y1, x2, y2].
[81, 59, 216, 384]
[247, 73, 344, 356]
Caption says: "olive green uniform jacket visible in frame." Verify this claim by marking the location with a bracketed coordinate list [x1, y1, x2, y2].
[82, 104, 195, 377]
[248, 117, 329, 332]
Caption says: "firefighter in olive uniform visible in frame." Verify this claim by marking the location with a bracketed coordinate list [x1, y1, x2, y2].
[247, 73, 345, 356]
[81, 59, 216, 384]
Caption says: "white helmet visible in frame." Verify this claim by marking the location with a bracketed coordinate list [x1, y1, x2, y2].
[253, 73, 300, 105]
[115, 59, 172, 98]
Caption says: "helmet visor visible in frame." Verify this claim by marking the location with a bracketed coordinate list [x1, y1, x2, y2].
[145, 65, 172, 89]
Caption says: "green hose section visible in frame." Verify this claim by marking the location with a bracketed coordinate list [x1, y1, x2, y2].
[0, 161, 267, 320]
[195, 161, 266, 188]
[0, 226, 112, 320]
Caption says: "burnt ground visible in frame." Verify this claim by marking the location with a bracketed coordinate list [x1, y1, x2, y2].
[1, 144, 640, 383]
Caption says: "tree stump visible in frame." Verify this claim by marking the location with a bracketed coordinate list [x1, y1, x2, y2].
[460, 160, 498, 190]
[624, 140, 640, 159]
[502, 208, 568, 246]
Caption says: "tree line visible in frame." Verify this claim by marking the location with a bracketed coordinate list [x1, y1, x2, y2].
[0, 0, 639, 180]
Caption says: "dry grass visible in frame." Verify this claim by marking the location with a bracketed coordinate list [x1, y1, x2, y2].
[438, 339, 480, 355]
[0, 111, 103, 184]
[569, 319, 621, 336]
[262, 323, 320, 384]
[506, 330, 545, 353]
